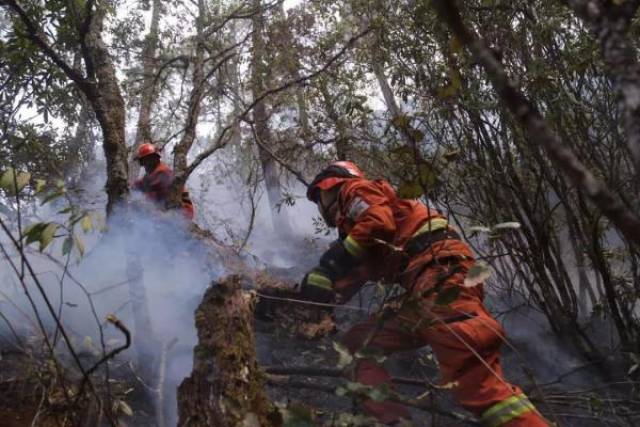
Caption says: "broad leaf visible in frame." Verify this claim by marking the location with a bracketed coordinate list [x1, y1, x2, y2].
[39, 223, 59, 251]
[35, 179, 47, 193]
[73, 233, 85, 256]
[80, 215, 92, 233]
[62, 237, 73, 256]
[23, 222, 48, 246]
[0, 168, 30, 194]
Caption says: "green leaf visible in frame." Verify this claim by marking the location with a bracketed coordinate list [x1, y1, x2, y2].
[35, 179, 47, 193]
[41, 190, 65, 205]
[23, 222, 48, 246]
[333, 341, 353, 368]
[0, 167, 15, 191]
[39, 223, 59, 251]
[80, 215, 92, 233]
[62, 237, 73, 256]
[15, 172, 31, 192]
[463, 261, 492, 288]
[73, 233, 85, 256]
[0, 168, 30, 194]
[435, 286, 461, 306]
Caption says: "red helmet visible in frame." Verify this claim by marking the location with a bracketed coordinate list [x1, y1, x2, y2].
[134, 143, 161, 161]
[307, 161, 364, 202]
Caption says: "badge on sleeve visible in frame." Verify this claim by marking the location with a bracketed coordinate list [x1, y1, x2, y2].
[347, 197, 370, 220]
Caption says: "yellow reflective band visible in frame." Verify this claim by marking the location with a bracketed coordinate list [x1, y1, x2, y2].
[412, 217, 449, 237]
[344, 235, 364, 258]
[480, 394, 536, 427]
[307, 272, 333, 290]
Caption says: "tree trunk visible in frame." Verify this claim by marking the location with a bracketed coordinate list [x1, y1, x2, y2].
[131, 0, 163, 179]
[167, 0, 206, 208]
[177, 275, 276, 427]
[318, 79, 350, 160]
[250, 0, 292, 236]
[84, 5, 129, 214]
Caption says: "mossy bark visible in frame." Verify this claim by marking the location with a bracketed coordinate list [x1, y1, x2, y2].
[177, 275, 277, 427]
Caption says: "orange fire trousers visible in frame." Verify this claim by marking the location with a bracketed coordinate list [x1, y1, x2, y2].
[341, 298, 549, 426]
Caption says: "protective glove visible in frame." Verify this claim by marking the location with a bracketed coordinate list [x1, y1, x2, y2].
[300, 268, 335, 303]
[319, 239, 360, 278]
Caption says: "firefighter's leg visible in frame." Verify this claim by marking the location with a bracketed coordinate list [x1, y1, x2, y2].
[424, 304, 549, 427]
[341, 316, 422, 424]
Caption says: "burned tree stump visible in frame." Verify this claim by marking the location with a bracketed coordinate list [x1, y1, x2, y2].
[177, 275, 277, 427]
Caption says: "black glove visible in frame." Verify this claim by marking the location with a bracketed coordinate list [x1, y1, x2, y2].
[300, 267, 335, 303]
[319, 239, 361, 279]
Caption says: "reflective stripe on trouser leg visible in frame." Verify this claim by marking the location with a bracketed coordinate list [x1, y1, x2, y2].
[480, 394, 536, 427]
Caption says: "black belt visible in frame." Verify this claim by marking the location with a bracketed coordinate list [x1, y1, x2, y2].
[405, 228, 461, 258]
[442, 311, 477, 324]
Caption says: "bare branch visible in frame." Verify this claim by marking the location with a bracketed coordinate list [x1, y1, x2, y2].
[249, 123, 309, 186]
[560, 0, 640, 175]
[432, 0, 640, 247]
[181, 26, 373, 179]
[77, 315, 131, 399]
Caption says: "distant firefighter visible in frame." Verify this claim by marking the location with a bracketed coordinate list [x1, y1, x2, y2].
[132, 143, 194, 220]
[294, 160, 548, 426]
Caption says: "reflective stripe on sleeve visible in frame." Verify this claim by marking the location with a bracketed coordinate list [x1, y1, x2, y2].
[306, 272, 333, 290]
[480, 394, 536, 427]
[412, 217, 449, 237]
[343, 235, 364, 258]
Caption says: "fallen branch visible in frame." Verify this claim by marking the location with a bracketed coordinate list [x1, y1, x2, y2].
[265, 374, 480, 425]
[263, 365, 436, 388]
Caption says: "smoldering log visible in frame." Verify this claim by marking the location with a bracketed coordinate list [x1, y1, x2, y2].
[177, 275, 278, 427]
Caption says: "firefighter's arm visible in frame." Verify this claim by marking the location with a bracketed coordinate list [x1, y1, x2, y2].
[342, 183, 396, 256]
[300, 184, 395, 303]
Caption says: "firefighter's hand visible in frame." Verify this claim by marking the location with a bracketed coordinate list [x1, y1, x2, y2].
[300, 268, 335, 304]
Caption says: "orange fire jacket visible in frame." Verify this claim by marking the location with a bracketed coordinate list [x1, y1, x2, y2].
[133, 162, 194, 219]
[332, 178, 480, 300]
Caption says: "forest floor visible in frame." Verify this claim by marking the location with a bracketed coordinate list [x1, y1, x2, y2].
[1, 233, 639, 426]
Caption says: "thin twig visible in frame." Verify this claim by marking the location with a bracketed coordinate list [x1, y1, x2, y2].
[76, 315, 131, 399]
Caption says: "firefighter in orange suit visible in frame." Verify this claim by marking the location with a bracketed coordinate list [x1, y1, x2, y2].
[132, 143, 194, 220]
[298, 161, 548, 426]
